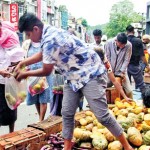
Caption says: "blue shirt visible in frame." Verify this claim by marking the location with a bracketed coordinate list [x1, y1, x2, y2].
[41, 25, 106, 92]
[27, 43, 43, 70]
[26, 42, 53, 103]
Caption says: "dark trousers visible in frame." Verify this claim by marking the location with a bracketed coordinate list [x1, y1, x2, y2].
[0, 84, 17, 125]
[127, 64, 145, 91]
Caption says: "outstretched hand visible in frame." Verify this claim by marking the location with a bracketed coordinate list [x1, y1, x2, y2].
[122, 98, 133, 104]
[124, 97, 132, 101]
[0, 70, 11, 78]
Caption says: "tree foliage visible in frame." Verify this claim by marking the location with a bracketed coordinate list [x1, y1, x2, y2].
[88, 24, 107, 34]
[59, 5, 68, 12]
[105, 0, 142, 38]
[82, 19, 88, 27]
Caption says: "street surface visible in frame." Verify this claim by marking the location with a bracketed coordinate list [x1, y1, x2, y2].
[0, 99, 88, 135]
[0, 102, 50, 135]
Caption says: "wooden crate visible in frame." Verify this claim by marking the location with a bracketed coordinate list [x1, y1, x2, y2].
[28, 116, 62, 138]
[144, 75, 150, 83]
[106, 90, 111, 104]
[0, 127, 46, 150]
[106, 87, 120, 104]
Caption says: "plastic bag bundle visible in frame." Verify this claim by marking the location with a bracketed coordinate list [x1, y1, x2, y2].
[27, 77, 49, 96]
[5, 76, 27, 110]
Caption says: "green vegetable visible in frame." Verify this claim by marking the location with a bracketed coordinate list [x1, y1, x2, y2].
[143, 130, 150, 145]
[92, 134, 108, 150]
[138, 145, 150, 150]
[127, 127, 143, 147]
[118, 117, 134, 131]
[73, 128, 92, 140]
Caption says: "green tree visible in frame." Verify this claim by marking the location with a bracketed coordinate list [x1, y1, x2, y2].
[82, 19, 88, 27]
[59, 5, 68, 12]
[105, 0, 142, 38]
[88, 24, 107, 34]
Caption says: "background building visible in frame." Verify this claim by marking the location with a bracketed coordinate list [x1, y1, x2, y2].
[0, 0, 91, 42]
[146, 1, 150, 34]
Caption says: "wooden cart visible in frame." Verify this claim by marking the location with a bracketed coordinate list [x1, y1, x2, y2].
[0, 127, 46, 150]
[28, 116, 62, 138]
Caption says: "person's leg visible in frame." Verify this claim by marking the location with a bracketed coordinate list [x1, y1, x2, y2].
[39, 81, 52, 120]
[0, 84, 17, 133]
[82, 74, 133, 150]
[9, 122, 15, 133]
[39, 103, 47, 121]
[117, 134, 133, 150]
[61, 83, 81, 150]
[139, 60, 146, 74]
[128, 64, 145, 91]
[8, 109, 17, 133]
[122, 73, 133, 99]
[127, 70, 132, 84]
[79, 96, 84, 111]
[35, 103, 40, 117]
[26, 92, 40, 118]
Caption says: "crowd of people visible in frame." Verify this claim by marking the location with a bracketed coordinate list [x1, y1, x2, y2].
[0, 12, 150, 150]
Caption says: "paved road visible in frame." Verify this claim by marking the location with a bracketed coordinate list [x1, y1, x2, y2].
[0, 99, 88, 135]
[0, 103, 50, 135]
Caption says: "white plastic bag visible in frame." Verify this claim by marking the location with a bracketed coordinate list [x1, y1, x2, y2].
[27, 77, 49, 96]
[5, 76, 27, 110]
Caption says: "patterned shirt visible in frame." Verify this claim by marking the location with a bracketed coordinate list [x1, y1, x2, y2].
[41, 25, 106, 92]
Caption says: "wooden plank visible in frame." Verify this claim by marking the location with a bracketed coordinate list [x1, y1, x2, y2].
[106, 87, 120, 104]
[106, 90, 111, 104]
[28, 116, 62, 138]
[0, 127, 46, 150]
[144, 75, 150, 83]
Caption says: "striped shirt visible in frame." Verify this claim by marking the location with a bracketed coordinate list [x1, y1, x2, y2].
[41, 25, 106, 92]
[105, 38, 132, 75]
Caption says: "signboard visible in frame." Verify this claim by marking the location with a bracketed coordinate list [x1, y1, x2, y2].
[10, 3, 18, 31]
